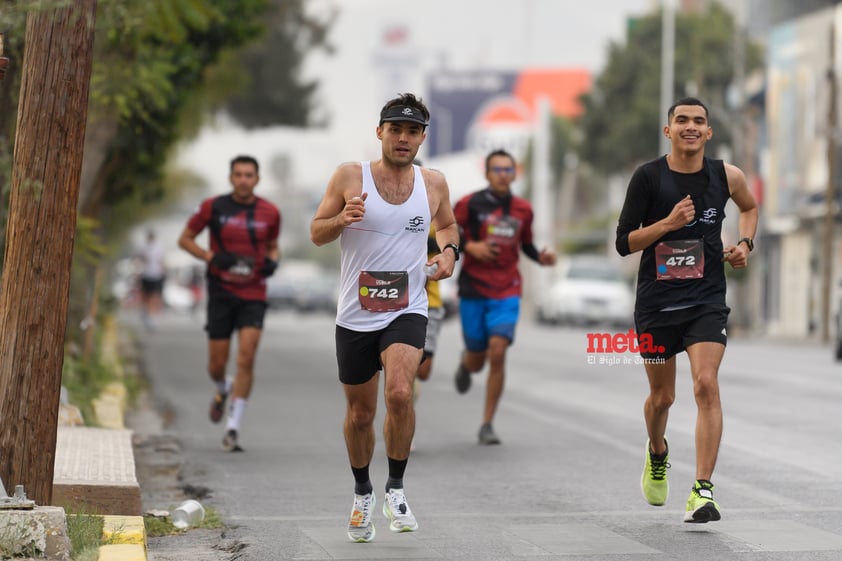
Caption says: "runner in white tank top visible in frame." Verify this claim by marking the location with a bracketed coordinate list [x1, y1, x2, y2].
[310, 93, 461, 543]
[336, 161, 430, 331]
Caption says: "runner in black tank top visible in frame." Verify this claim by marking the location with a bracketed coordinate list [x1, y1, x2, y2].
[615, 97, 758, 524]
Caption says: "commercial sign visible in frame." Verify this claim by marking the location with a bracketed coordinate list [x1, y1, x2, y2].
[425, 68, 590, 158]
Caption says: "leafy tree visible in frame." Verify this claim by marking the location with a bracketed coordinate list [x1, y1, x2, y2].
[224, 1, 337, 128]
[577, 2, 764, 174]
[0, 0, 333, 353]
[80, 0, 272, 218]
[0, 0, 334, 247]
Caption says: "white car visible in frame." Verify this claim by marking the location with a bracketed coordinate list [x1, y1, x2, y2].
[537, 255, 635, 327]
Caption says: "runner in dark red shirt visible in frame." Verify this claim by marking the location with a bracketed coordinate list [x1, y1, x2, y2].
[178, 155, 281, 452]
[452, 149, 556, 445]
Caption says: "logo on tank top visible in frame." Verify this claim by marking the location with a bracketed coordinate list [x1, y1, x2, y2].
[699, 208, 718, 224]
[405, 216, 426, 233]
[684, 207, 718, 228]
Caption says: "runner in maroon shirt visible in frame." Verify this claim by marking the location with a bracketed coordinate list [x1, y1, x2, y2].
[452, 149, 556, 445]
[178, 155, 281, 452]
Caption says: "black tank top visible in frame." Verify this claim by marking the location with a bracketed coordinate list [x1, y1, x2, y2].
[635, 156, 730, 312]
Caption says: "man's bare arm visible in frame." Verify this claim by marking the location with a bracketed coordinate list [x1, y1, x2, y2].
[427, 171, 459, 280]
[310, 163, 365, 246]
[178, 226, 211, 262]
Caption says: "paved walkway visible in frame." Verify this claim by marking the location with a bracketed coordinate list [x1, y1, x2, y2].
[53, 426, 142, 516]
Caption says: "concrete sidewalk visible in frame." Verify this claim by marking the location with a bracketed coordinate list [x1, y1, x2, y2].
[52, 315, 148, 561]
[53, 427, 141, 516]
[0, 424, 147, 560]
[53, 426, 147, 561]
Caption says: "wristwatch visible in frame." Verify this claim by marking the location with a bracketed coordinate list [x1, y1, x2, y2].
[442, 243, 460, 261]
[738, 237, 754, 252]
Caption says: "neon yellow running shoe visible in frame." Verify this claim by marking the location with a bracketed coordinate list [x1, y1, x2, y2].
[641, 438, 670, 506]
[684, 479, 721, 523]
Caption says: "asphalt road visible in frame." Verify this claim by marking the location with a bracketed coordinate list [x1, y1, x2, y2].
[130, 308, 842, 561]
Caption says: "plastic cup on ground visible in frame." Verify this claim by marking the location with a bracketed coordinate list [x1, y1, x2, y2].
[171, 499, 205, 529]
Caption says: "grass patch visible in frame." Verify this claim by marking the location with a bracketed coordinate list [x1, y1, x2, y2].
[66, 512, 104, 561]
[197, 506, 224, 529]
[61, 318, 140, 425]
[143, 514, 179, 537]
[144, 505, 224, 537]
[61, 354, 115, 425]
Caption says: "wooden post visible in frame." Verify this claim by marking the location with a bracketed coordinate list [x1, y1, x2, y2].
[0, 1, 97, 504]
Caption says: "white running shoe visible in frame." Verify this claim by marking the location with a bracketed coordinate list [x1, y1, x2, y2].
[347, 492, 376, 543]
[383, 488, 418, 532]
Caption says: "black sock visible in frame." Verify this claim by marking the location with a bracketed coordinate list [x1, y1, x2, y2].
[351, 465, 372, 496]
[650, 449, 667, 461]
[386, 457, 408, 491]
[649, 439, 668, 460]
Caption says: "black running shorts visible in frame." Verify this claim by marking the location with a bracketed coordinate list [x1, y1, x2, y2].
[335, 313, 427, 385]
[205, 295, 268, 339]
[634, 304, 729, 360]
[140, 277, 164, 295]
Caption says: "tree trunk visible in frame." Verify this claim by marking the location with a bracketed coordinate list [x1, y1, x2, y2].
[0, 1, 97, 505]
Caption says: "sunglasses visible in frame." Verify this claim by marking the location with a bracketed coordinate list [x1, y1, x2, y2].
[488, 166, 515, 174]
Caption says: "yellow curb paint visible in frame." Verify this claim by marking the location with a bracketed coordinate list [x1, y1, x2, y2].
[97, 543, 146, 561]
[102, 515, 146, 545]
[93, 392, 126, 429]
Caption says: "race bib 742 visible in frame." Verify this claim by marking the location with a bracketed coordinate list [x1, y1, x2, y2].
[358, 271, 409, 312]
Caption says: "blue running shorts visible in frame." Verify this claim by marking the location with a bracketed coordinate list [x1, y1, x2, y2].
[459, 296, 520, 352]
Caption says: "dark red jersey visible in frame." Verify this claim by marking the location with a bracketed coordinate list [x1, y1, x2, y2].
[454, 188, 535, 299]
[186, 194, 281, 301]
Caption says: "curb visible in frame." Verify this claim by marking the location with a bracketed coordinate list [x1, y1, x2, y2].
[99, 515, 147, 560]
[96, 317, 148, 561]
[97, 543, 147, 561]
[103, 515, 146, 545]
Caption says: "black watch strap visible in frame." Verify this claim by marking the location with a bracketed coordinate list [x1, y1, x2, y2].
[443, 243, 460, 261]
[738, 237, 754, 252]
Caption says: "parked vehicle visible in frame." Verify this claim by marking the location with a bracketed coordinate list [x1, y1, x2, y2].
[536, 254, 634, 327]
[266, 260, 338, 314]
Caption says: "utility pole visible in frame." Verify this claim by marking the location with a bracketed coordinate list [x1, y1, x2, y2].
[659, 0, 676, 156]
[823, 21, 838, 344]
[530, 97, 552, 315]
[0, 0, 97, 504]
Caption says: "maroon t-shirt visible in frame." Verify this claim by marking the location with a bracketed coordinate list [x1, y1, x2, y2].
[187, 194, 281, 301]
[454, 188, 535, 299]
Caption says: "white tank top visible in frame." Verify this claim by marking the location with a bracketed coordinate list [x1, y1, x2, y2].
[336, 162, 430, 331]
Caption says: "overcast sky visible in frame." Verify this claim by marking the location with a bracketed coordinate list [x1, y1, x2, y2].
[165, 1, 658, 254]
[301, 0, 655, 161]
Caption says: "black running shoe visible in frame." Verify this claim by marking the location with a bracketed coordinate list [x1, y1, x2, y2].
[454, 364, 471, 394]
[222, 429, 243, 452]
[478, 423, 501, 445]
